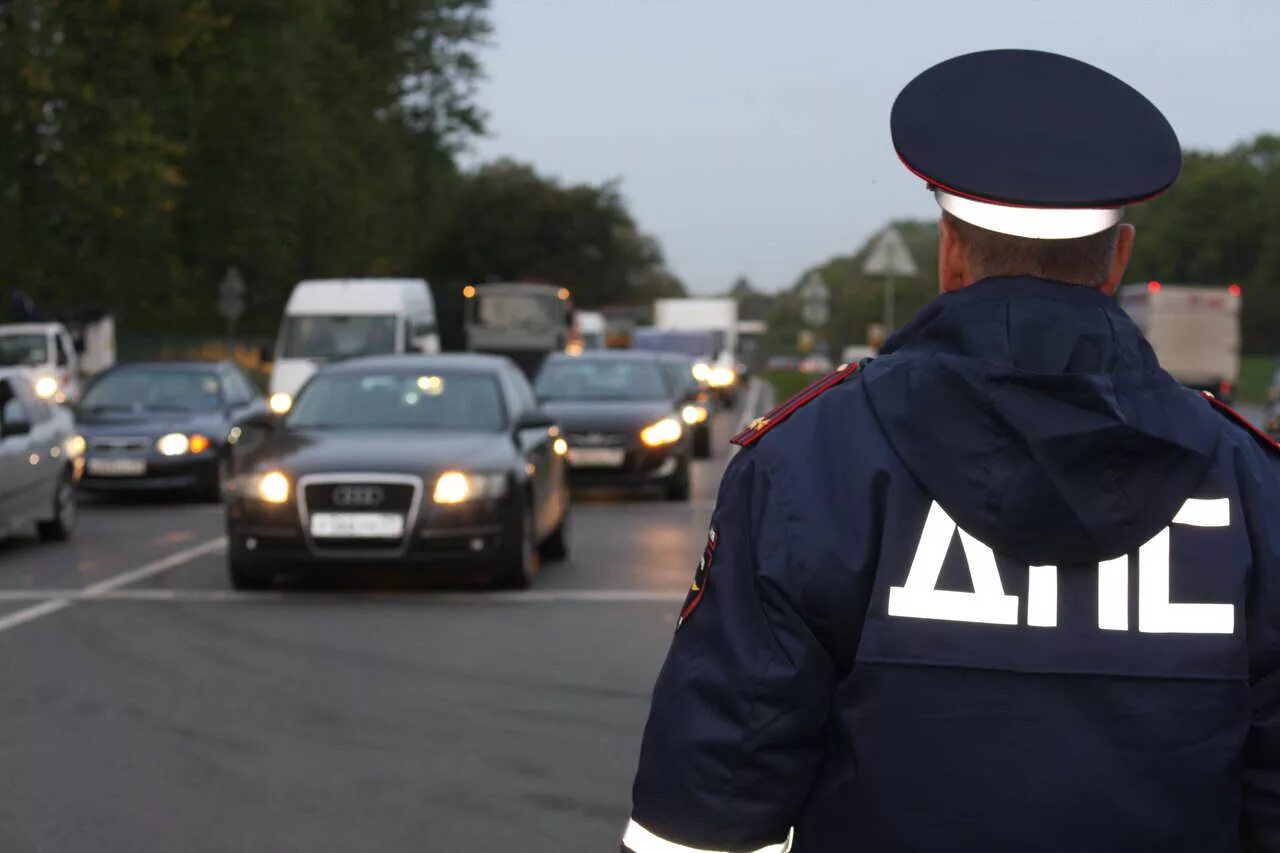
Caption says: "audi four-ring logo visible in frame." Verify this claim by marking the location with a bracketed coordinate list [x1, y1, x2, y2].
[331, 485, 385, 507]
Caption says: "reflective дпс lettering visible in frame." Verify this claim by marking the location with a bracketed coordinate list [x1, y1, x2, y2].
[889, 499, 1235, 635]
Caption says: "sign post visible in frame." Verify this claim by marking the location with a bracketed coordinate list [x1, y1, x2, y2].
[862, 227, 918, 334]
[799, 271, 830, 356]
[218, 266, 246, 359]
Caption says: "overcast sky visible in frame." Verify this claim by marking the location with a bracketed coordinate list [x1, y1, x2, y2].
[469, 0, 1278, 293]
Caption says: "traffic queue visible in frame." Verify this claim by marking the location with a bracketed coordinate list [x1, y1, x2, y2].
[0, 277, 745, 591]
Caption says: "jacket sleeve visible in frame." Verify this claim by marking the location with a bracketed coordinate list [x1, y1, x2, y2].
[624, 450, 834, 853]
[1242, 447, 1280, 850]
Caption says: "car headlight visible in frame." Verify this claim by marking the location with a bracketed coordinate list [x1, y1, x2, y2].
[268, 392, 293, 414]
[64, 434, 86, 458]
[691, 362, 711, 382]
[707, 367, 737, 388]
[156, 432, 212, 456]
[33, 375, 59, 399]
[231, 470, 290, 503]
[552, 437, 569, 456]
[432, 471, 508, 505]
[641, 417, 683, 447]
[681, 404, 709, 425]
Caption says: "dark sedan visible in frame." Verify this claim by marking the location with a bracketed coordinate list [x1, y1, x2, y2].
[75, 361, 268, 498]
[535, 351, 693, 500]
[223, 354, 570, 590]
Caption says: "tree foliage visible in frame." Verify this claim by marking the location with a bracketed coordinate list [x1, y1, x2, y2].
[0, 0, 489, 331]
[424, 158, 685, 349]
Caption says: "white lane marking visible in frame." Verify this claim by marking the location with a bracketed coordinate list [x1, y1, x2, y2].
[0, 599, 72, 633]
[0, 587, 685, 604]
[0, 537, 227, 635]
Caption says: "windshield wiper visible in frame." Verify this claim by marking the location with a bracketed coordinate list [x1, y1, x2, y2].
[86, 403, 136, 413]
[145, 404, 194, 413]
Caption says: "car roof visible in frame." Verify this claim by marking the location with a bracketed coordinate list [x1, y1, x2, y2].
[105, 361, 227, 373]
[325, 353, 514, 374]
[544, 350, 666, 364]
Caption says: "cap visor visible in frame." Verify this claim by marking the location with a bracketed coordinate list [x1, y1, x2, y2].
[936, 190, 1122, 240]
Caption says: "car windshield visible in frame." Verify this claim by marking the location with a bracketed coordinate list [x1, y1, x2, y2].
[278, 315, 397, 360]
[288, 371, 506, 432]
[80, 369, 223, 413]
[535, 359, 669, 401]
[0, 333, 49, 367]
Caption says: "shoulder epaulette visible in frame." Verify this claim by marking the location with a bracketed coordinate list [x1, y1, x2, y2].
[1204, 392, 1280, 455]
[731, 361, 864, 448]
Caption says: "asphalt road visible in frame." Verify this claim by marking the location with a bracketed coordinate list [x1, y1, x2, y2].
[0, 388, 1262, 852]
[0, 382, 772, 853]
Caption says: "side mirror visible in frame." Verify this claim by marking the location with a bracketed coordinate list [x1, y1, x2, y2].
[229, 411, 277, 460]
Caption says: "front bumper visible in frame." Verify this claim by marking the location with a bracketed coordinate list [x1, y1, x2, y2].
[226, 488, 520, 572]
[566, 444, 685, 489]
[79, 453, 219, 491]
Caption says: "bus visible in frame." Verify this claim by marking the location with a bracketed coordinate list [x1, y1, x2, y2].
[464, 282, 573, 378]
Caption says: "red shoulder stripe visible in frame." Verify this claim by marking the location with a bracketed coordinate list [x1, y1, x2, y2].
[731, 362, 861, 448]
[1204, 392, 1280, 454]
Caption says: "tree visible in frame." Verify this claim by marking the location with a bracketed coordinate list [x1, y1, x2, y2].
[0, 0, 491, 333]
[424, 158, 685, 348]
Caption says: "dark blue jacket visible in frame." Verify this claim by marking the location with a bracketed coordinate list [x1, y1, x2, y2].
[626, 277, 1280, 853]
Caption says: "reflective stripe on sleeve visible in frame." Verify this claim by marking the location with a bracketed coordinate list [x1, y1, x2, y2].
[622, 819, 793, 853]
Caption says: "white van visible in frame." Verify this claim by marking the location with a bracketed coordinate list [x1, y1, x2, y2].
[268, 278, 438, 412]
[0, 322, 83, 403]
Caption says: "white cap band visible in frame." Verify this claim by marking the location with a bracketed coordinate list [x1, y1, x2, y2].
[935, 189, 1122, 240]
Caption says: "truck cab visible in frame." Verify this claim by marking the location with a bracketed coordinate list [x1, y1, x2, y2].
[0, 322, 81, 404]
[268, 278, 439, 413]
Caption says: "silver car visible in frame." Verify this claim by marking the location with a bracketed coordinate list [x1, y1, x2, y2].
[0, 368, 80, 541]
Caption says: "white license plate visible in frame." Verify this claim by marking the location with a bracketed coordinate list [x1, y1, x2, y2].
[87, 457, 147, 477]
[310, 512, 405, 539]
[568, 448, 626, 468]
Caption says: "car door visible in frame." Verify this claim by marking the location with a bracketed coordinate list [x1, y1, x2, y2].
[0, 379, 39, 524]
[15, 382, 64, 517]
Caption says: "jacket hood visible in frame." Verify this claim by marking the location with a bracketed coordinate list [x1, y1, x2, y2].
[862, 276, 1221, 565]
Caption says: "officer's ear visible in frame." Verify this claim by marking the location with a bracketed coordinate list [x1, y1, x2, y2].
[1100, 224, 1136, 296]
[937, 215, 971, 294]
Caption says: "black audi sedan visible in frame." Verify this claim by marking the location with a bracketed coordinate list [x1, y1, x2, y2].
[75, 361, 268, 498]
[535, 351, 693, 500]
[223, 354, 569, 590]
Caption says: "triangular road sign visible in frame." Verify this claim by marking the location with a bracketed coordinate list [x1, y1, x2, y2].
[863, 228, 918, 277]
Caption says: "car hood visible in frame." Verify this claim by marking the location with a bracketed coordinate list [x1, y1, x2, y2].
[540, 399, 675, 434]
[256, 429, 519, 477]
[74, 411, 227, 438]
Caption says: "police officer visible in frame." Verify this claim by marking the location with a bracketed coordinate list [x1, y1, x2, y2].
[623, 49, 1280, 852]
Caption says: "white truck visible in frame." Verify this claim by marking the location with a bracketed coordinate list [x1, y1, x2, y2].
[1118, 281, 1241, 401]
[0, 315, 116, 404]
[653, 298, 741, 404]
